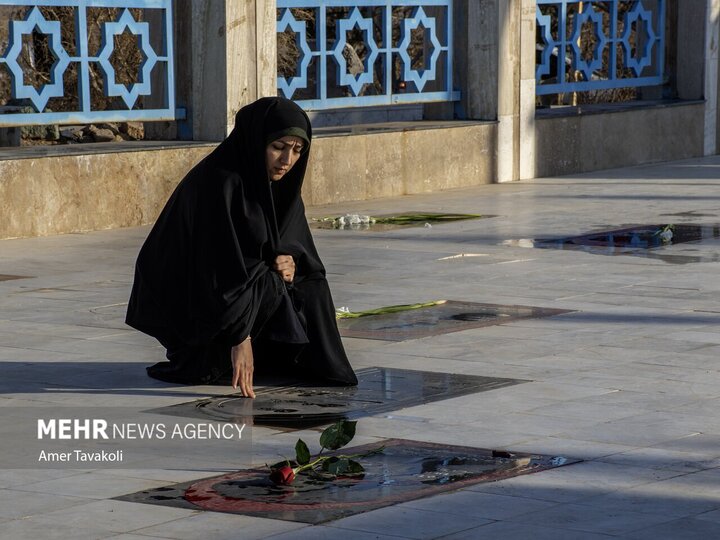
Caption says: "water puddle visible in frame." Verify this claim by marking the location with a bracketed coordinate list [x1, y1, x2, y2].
[117, 438, 578, 524]
[503, 224, 720, 264]
[147, 367, 526, 430]
[337, 300, 572, 341]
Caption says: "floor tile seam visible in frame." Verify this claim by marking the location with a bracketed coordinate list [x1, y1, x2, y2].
[525, 376, 715, 395]
[0, 340, 142, 354]
[434, 523, 619, 539]
[690, 507, 720, 523]
[568, 488, 720, 516]
[535, 436, 644, 458]
[519, 408, 657, 425]
[29, 510, 201, 538]
[461, 484, 605, 505]
[5, 482, 142, 502]
[261, 524, 317, 539]
[0, 493, 97, 519]
[550, 431, 706, 451]
[499, 504, 683, 535]
[469, 409, 648, 427]
[425, 519, 507, 539]
[8, 476, 173, 497]
[0, 482, 96, 497]
[399, 496, 567, 520]
[315, 522, 416, 538]
[0, 331, 135, 343]
[100, 533, 173, 540]
[321, 505, 501, 537]
[115, 510, 223, 538]
[544, 369, 720, 387]
[498, 503, 688, 538]
[2, 518, 135, 537]
[4, 470, 114, 492]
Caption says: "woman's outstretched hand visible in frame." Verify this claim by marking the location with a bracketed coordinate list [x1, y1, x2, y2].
[273, 254, 295, 283]
[231, 338, 255, 398]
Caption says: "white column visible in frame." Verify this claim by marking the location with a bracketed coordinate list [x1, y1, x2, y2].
[519, 0, 536, 180]
[454, 0, 498, 120]
[181, 0, 277, 141]
[704, 0, 720, 155]
[497, 0, 520, 182]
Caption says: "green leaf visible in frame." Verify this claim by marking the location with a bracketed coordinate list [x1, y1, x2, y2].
[307, 469, 336, 481]
[326, 458, 350, 475]
[319, 420, 357, 450]
[336, 300, 446, 319]
[321, 456, 339, 471]
[373, 213, 482, 224]
[344, 459, 365, 475]
[295, 439, 311, 465]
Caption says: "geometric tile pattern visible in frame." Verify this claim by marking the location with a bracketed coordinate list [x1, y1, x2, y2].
[3, 6, 71, 112]
[97, 8, 157, 109]
[0, 0, 179, 126]
[276, 1, 460, 110]
[536, 0, 665, 95]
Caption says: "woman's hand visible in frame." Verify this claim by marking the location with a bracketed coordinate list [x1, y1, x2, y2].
[273, 254, 295, 283]
[231, 338, 255, 398]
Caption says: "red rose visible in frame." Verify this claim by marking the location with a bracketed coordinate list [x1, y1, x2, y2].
[269, 465, 296, 485]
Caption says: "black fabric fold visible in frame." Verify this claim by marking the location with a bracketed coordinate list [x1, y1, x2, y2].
[126, 97, 357, 386]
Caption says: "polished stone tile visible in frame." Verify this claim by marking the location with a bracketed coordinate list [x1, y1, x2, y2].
[32, 500, 197, 534]
[130, 512, 305, 540]
[3, 155, 720, 538]
[508, 503, 676, 535]
[400, 489, 560, 520]
[0, 488, 91, 519]
[625, 517, 720, 539]
[263, 527, 404, 540]
[576, 484, 720, 519]
[327, 507, 492, 539]
[0, 518, 110, 539]
[16, 472, 171, 499]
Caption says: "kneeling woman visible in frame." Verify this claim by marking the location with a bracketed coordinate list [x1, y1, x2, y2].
[126, 97, 358, 397]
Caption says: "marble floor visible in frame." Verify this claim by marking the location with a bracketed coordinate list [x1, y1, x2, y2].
[2, 155, 720, 538]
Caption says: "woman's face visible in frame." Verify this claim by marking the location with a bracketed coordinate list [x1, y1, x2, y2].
[265, 135, 305, 181]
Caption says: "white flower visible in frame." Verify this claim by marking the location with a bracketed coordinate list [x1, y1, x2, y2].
[336, 306, 350, 313]
[424, 223, 432, 228]
[659, 229, 673, 243]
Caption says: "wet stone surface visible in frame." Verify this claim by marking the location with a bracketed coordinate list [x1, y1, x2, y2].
[310, 212, 491, 231]
[116, 439, 577, 524]
[337, 300, 573, 341]
[503, 224, 720, 264]
[148, 367, 526, 430]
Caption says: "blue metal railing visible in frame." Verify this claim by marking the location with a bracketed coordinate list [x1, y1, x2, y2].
[0, 0, 182, 127]
[536, 0, 665, 95]
[277, 0, 459, 110]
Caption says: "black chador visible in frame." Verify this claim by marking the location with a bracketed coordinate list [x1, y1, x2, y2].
[126, 97, 358, 387]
